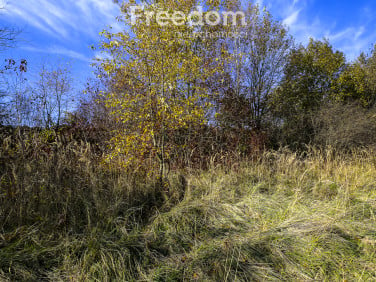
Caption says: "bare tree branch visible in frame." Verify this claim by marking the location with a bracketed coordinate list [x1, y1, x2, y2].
[0, 27, 20, 51]
[0, 2, 20, 52]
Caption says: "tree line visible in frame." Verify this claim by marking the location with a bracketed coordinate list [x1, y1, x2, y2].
[2, 0, 376, 177]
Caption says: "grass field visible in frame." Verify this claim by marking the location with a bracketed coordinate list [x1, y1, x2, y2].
[1, 137, 376, 281]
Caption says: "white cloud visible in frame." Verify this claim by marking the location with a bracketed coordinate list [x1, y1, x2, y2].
[23, 46, 91, 62]
[325, 28, 357, 42]
[355, 27, 365, 40]
[49, 46, 92, 62]
[94, 51, 112, 61]
[3, 0, 121, 40]
[0, 0, 6, 9]
[255, 0, 264, 8]
[4, 0, 375, 63]
[283, 10, 300, 26]
[259, 0, 376, 61]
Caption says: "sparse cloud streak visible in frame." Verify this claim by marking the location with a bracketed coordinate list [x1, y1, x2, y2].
[283, 10, 300, 26]
[1, 0, 376, 85]
[2, 0, 120, 40]
[22, 46, 91, 63]
[258, 0, 376, 60]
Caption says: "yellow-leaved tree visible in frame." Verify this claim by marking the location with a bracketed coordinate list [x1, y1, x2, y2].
[97, 0, 239, 179]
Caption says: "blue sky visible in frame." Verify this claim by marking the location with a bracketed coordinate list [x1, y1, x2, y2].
[1, 0, 376, 90]
[259, 0, 376, 60]
[0, 0, 121, 90]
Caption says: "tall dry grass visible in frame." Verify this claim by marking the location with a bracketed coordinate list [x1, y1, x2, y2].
[0, 129, 375, 280]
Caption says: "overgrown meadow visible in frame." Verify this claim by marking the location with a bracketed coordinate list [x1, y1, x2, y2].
[2, 0, 376, 281]
[0, 127, 375, 281]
